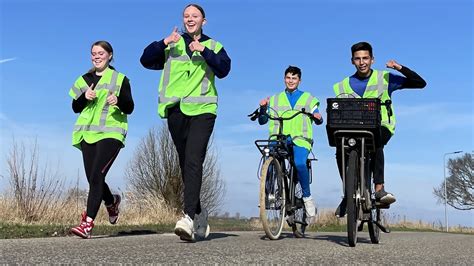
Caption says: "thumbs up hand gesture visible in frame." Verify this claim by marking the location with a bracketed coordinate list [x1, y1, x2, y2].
[85, 83, 96, 100]
[107, 91, 118, 106]
[189, 35, 204, 52]
[164, 26, 181, 46]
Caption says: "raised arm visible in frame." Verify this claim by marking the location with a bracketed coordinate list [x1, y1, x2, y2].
[386, 60, 426, 89]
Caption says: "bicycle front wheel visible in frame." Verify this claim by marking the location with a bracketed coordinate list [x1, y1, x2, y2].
[346, 150, 359, 247]
[259, 156, 286, 240]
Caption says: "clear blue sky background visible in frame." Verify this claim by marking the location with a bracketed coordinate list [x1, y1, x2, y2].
[1, 0, 472, 226]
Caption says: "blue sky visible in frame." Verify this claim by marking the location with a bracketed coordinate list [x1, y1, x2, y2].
[1, 0, 472, 226]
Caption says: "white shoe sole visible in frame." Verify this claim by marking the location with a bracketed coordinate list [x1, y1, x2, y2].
[379, 195, 396, 205]
[70, 228, 91, 239]
[175, 227, 195, 242]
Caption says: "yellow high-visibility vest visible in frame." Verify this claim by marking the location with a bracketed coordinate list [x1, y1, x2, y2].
[69, 67, 128, 149]
[333, 70, 396, 134]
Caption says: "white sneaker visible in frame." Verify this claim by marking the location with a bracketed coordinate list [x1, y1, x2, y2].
[174, 214, 195, 242]
[303, 196, 317, 224]
[194, 209, 210, 239]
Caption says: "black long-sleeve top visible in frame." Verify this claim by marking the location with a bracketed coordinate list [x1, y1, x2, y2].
[140, 33, 231, 79]
[396, 65, 427, 89]
[350, 66, 427, 97]
[72, 71, 134, 114]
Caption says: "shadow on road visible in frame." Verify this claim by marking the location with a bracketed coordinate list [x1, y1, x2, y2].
[91, 230, 158, 239]
[115, 230, 158, 237]
[314, 234, 372, 246]
[258, 232, 310, 241]
[200, 232, 239, 241]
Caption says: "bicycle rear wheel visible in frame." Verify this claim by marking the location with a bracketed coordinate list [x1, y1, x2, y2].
[346, 150, 359, 247]
[291, 182, 307, 238]
[259, 156, 286, 240]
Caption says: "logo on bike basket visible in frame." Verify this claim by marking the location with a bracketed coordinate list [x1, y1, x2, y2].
[331, 102, 339, 109]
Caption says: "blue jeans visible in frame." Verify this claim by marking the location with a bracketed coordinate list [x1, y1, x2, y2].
[293, 144, 311, 198]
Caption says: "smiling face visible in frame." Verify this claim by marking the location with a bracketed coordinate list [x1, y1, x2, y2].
[91, 45, 112, 72]
[351, 50, 374, 77]
[183, 5, 206, 36]
[284, 72, 301, 91]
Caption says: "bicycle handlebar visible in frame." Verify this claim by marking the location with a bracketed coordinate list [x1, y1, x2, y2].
[248, 107, 322, 124]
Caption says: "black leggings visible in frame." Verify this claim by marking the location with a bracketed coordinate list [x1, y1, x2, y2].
[167, 105, 216, 220]
[81, 139, 122, 219]
[336, 127, 392, 185]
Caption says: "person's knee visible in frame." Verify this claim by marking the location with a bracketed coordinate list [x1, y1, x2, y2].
[88, 172, 104, 187]
[184, 156, 204, 173]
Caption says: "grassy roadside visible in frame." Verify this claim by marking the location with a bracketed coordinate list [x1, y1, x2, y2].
[1, 218, 471, 239]
[0, 223, 174, 239]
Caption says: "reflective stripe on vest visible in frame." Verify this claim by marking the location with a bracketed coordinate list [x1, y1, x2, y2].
[159, 40, 217, 105]
[292, 95, 315, 144]
[270, 94, 288, 134]
[73, 124, 127, 135]
[71, 85, 88, 99]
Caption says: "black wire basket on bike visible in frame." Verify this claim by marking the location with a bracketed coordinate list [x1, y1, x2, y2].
[326, 98, 382, 148]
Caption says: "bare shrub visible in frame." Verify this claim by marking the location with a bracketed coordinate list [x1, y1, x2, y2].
[125, 124, 225, 215]
[118, 191, 179, 225]
[3, 139, 65, 222]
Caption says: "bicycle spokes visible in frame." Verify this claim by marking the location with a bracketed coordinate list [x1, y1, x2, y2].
[259, 157, 286, 240]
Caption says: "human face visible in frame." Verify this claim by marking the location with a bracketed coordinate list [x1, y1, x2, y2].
[284, 73, 301, 91]
[183, 6, 206, 36]
[91, 45, 112, 72]
[352, 50, 374, 77]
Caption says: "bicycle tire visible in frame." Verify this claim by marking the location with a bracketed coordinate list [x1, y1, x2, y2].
[368, 208, 381, 243]
[346, 150, 359, 247]
[259, 157, 286, 240]
[291, 182, 307, 238]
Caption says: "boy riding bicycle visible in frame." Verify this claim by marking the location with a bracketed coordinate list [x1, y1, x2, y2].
[258, 65, 323, 222]
[333, 42, 426, 217]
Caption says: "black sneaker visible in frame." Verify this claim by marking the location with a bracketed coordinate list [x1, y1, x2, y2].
[335, 198, 347, 218]
[375, 189, 396, 205]
[194, 209, 210, 239]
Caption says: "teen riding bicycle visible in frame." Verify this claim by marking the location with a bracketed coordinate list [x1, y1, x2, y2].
[258, 65, 323, 223]
[333, 42, 426, 217]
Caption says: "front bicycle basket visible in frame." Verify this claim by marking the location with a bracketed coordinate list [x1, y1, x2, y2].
[326, 98, 382, 147]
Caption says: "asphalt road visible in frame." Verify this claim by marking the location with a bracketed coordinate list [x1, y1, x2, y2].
[1, 231, 473, 264]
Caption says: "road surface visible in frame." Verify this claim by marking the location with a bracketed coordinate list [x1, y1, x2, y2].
[1, 231, 472, 264]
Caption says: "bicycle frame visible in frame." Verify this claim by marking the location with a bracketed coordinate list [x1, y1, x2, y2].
[326, 97, 393, 246]
[254, 107, 317, 209]
[336, 130, 376, 200]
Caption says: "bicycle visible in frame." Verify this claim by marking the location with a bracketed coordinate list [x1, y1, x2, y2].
[326, 97, 392, 247]
[248, 107, 319, 240]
